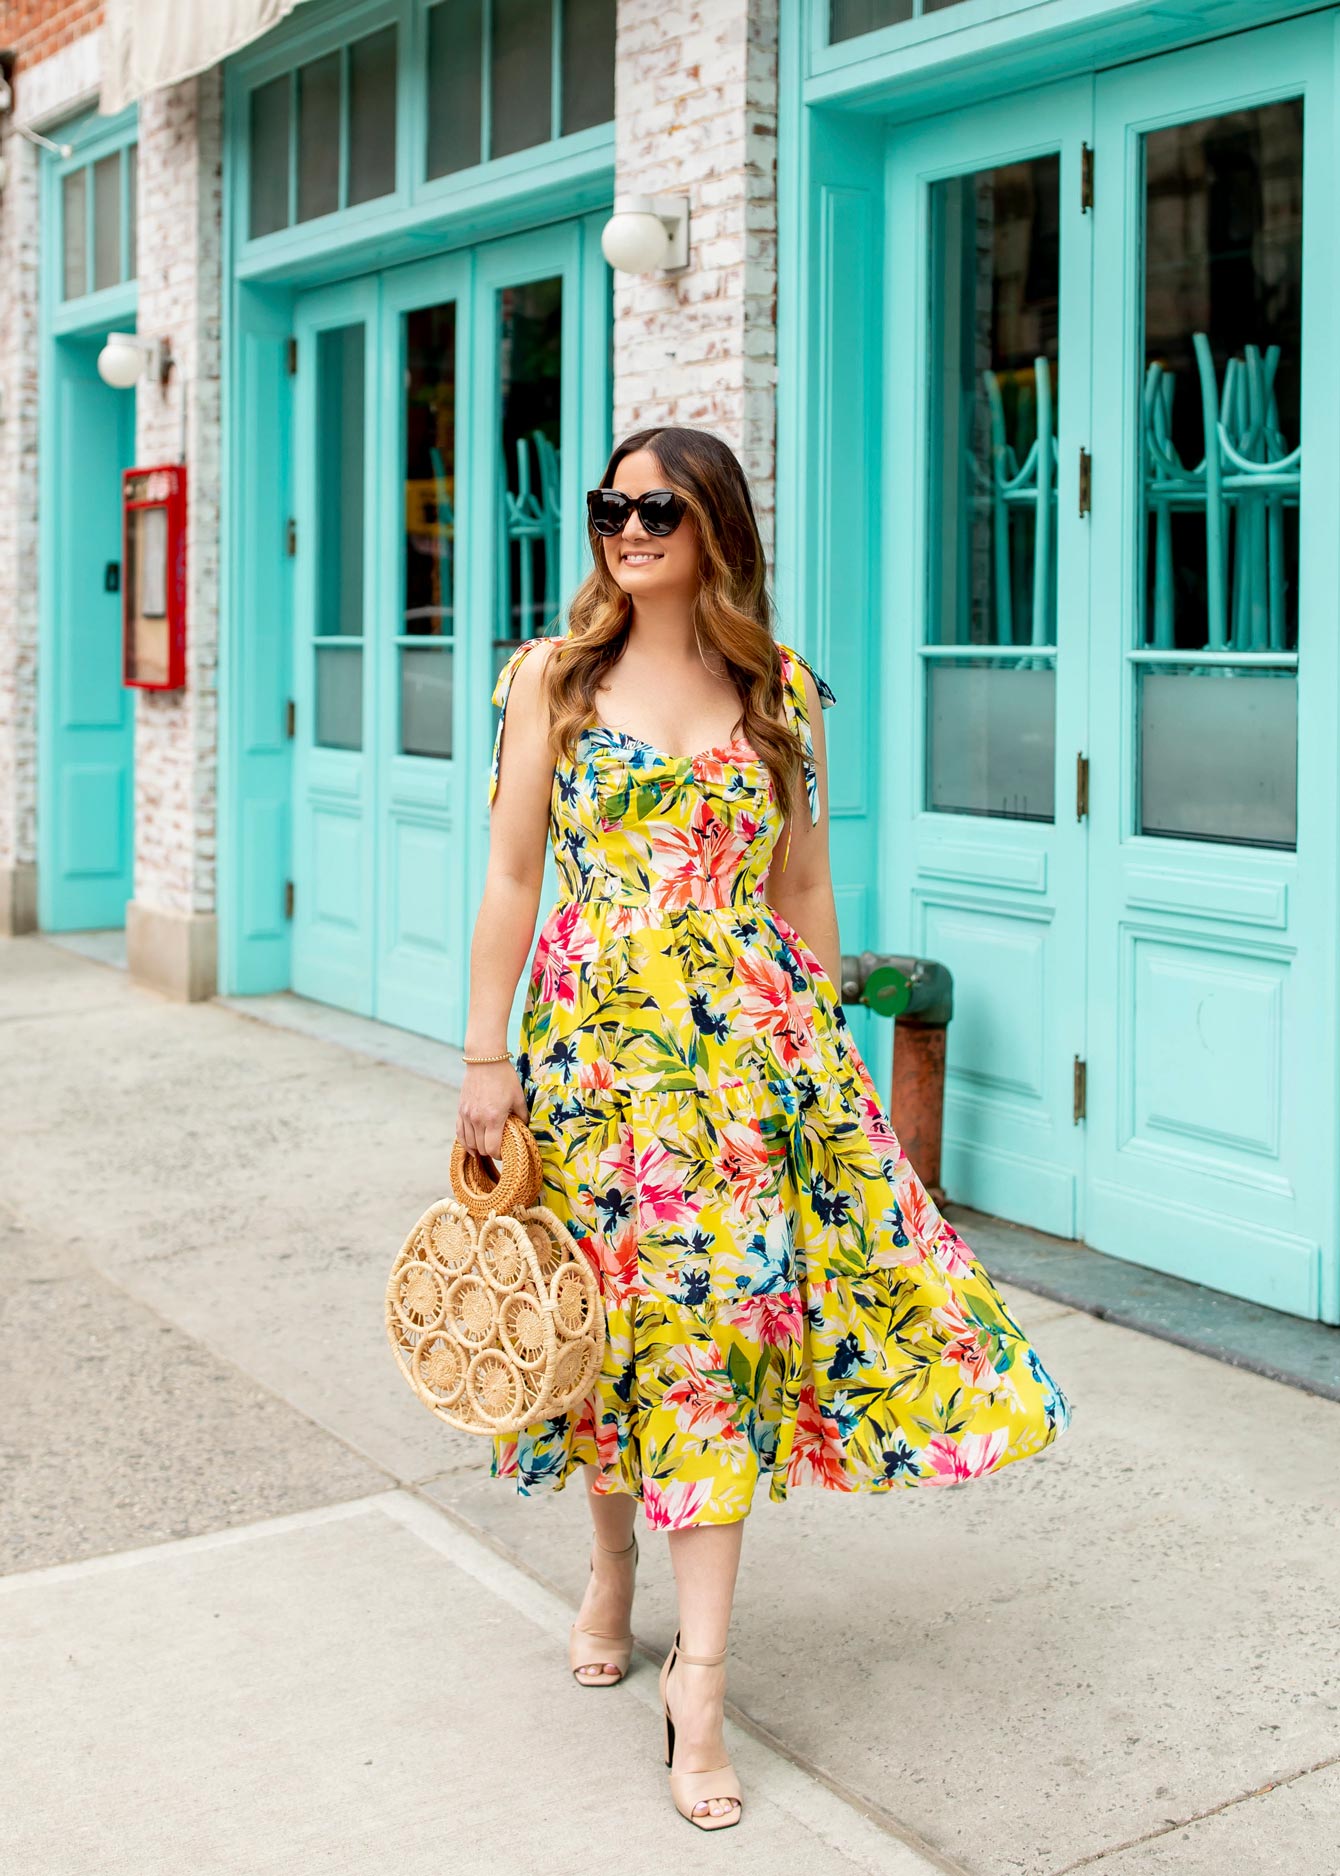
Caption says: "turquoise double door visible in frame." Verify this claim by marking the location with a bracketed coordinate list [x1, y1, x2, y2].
[886, 12, 1338, 1320]
[288, 215, 609, 1041]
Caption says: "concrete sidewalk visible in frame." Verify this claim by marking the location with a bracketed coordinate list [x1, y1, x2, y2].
[2, 935, 1338, 1876]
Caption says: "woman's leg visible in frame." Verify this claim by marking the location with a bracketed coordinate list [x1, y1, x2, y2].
[572, 1463, 639, 1684]
[664, 1517, 746, 1820]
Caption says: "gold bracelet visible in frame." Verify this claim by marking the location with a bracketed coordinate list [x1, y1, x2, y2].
[462, 1050, 512, 1065]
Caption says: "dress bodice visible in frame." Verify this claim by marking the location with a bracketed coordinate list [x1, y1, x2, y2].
[488, 638, 836, 912]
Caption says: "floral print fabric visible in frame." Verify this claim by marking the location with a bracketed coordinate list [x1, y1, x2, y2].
[486, 637, 1070, 1529]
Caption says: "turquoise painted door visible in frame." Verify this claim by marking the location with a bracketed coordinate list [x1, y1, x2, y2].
[40, 338, 136, 930]
[1085, 14, 1338, 1322]
[290, 217, 609, 1041]
[885, 82, 1095, 1240]
[291, 277, 382, 1018]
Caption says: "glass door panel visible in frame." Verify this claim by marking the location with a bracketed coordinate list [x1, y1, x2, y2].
[313, 323, 366, 751]
[1137, 99, 1303, 848]
[400, 300, 458, 760]
[926, 155, 1059, 821]
[494, 275, 563, 679]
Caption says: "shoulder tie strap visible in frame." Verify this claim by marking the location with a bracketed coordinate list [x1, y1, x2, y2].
[776, 641, 837, 868]
[488, 638, 544, 806]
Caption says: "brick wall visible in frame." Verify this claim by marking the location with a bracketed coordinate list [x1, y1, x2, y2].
[0, 1, 103, 75]
[612, 0, 780, 557]
[132, 71, 223, 919]
[0, 132, 40, 879]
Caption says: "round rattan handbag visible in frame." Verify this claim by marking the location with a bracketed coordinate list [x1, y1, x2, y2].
[385, 1114, 604, 1436]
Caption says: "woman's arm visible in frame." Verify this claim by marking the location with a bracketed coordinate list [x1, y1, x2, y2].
[457, 644, 557, 1159]
[766, 666, 843, 994]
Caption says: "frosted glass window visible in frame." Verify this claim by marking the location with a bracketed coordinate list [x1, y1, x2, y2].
[93, 153, 122, 291]
[426, 0, 483, 176]
[62, 168, 87, 299]
[562, 0, 616, 134]
[249, 75, 291, 237]
[1140, 667, 1296, 848]
[297, 53, 341, 223]
[348, 27, 397, 206]
[491, 0, 553, 159]
[926, 661, 1056, 821]
[315, 647, 363, 752]
[401, 648, 454, 758]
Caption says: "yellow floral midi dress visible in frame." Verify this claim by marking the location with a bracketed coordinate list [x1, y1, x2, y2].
[487, 637, 1071, 1530]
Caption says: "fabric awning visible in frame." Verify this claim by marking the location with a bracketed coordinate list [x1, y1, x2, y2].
[100, 0, 312, 117]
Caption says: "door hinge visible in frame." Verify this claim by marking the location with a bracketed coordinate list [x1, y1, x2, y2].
[284, 880, 295, 919]
[1080, 143, 1094, 213]
[1078, 447, 1092, 519]
[1073, 1054, 1087, 1124]
[285, 698, 296, 739]
[286, 336, 297, 375]
[286, 517, 296, 556]
[1076, 751, 1090, 821]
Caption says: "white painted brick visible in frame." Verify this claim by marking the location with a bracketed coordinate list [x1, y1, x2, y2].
[0, 133, 41, 872]
[132, 72, 224, 919]
[614, 0, 779, 561]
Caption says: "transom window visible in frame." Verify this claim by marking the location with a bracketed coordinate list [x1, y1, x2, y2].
[243, 0, 616, 244]
[60, 138, 137, 300]
[829, 0, 965, 43]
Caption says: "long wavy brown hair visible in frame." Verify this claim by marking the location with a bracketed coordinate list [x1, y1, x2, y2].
[542, 426, 806, 818]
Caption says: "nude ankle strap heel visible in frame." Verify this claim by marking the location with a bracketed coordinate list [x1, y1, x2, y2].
[657, 1629, 743, 1831]
[568, 1533, 638, 1686]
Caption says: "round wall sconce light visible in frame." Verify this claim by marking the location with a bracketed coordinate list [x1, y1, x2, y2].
[600, 195, 690, 275]
[97, 332, 173, 391]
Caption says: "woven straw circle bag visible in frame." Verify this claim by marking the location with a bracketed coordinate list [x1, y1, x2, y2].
[385, 1115, 605, 1436]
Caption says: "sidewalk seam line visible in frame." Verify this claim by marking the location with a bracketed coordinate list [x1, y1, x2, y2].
[1045, 1749, 1340, 1873]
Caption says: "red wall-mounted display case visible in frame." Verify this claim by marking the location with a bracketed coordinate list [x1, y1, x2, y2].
[122, 463, 187, 690]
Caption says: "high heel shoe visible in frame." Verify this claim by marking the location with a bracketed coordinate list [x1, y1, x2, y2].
[658, 1629, 743, 1830]
[568, 1532, 638, 1686]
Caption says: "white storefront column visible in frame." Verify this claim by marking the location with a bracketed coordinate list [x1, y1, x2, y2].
[125, 73, 223, 999]
[612, 0, 780, 553]
[0, 132, 41, 936]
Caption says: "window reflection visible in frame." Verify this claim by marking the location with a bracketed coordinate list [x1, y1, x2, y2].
[404, 304, 458, 640]
[402, 303, 457, 759]
[1138, 101, 1302, 851]
[1142, 103, 1303, 654]
[925, 156, 1060, 824]
[496, 278, 563, 677]
[929, 158, 1060, 650]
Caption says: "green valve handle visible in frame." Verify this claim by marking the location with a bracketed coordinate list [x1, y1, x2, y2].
[862, 962, 912, 1019]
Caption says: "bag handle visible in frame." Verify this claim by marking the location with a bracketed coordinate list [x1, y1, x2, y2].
[450, 1113, 542, 1219]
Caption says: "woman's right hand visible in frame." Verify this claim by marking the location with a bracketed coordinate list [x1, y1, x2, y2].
[456, 1061, 530, 1161]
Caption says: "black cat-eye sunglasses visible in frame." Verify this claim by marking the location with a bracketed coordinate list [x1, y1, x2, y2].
[585, 486, 687, 538]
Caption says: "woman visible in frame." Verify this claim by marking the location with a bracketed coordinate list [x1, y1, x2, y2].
[457, 425, 1071, 1831]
